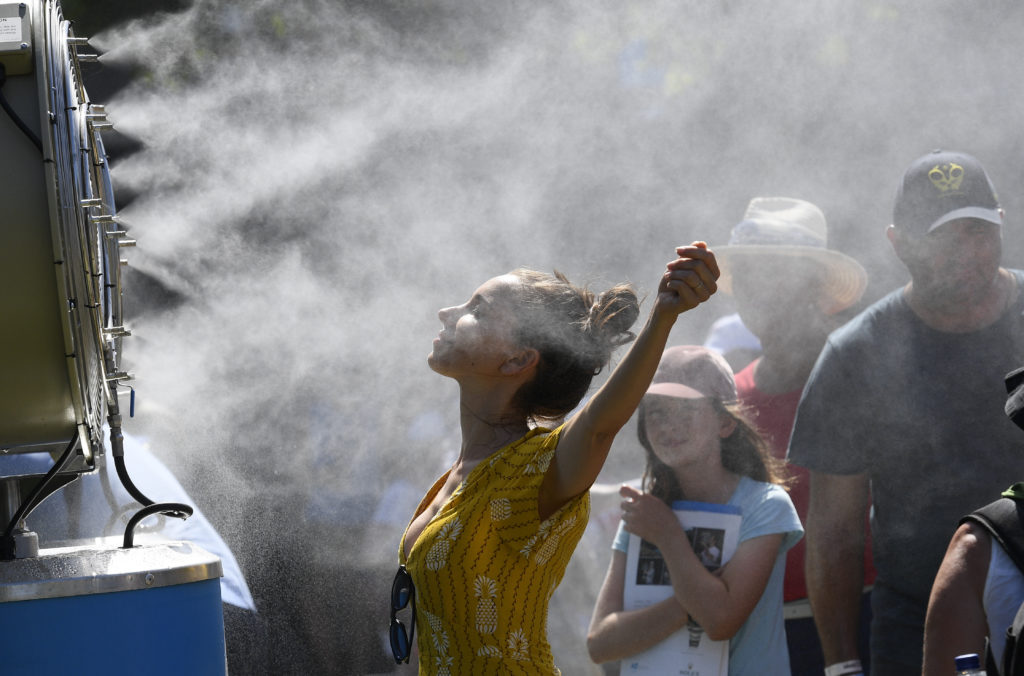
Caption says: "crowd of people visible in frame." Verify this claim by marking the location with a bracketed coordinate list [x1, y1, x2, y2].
[33, 148, 1016, 675]
[393, 148, 1024, 675]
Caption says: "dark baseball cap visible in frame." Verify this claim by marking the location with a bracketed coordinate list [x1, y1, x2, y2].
[893, 149, 1002, 236]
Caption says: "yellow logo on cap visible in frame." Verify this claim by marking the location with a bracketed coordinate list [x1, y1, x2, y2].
[928, 162, 964, 192]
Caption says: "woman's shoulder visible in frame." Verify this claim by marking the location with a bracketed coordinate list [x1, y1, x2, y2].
[500, 424, 561, 455]
[485, 424, 565, 478]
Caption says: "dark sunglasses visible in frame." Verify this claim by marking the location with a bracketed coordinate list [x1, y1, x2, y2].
[390, 564, 416, 664]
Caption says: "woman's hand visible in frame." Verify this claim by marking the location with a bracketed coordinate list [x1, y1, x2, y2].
[619, 484, 684, 549]
[656, 242, 720, 317]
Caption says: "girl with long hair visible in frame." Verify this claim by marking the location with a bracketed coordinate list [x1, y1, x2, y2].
[587, 345, 803, 675]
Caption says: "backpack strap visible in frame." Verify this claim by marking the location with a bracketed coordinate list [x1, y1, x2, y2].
[1003, 600, 1024, 676]
[961, 497, 1024, 573]
[986, 635, 1000, 675]
[962, 493, 1024, 676]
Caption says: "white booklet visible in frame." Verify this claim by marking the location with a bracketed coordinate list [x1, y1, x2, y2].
[620, 500, 742, 676]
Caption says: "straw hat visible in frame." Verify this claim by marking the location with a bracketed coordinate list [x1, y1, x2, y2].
[715, 197, 868, 315]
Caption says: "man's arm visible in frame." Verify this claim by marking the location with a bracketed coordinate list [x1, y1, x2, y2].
[921, 522, 990, 676]
[805, 470, 870, 667]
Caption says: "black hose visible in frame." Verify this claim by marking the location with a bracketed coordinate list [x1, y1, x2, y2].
[113, 449, 156, 507]
[0, 435, 79, 560]
[0, 63, 44, 153]
[111, 418, 194, 548]
[122, 502, 193, 549]
[98, 455, 132, 536]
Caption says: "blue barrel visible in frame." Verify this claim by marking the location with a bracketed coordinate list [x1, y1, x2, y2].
[0, 541, 226, 675]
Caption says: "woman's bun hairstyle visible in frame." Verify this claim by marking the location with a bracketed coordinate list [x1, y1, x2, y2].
[510, 269, 639, 421]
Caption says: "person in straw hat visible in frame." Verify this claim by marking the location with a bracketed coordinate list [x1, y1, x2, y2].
[714, 196, 873, 676]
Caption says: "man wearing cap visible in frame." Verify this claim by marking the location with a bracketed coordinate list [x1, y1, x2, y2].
[716, 197, 875, 675]
[788, 150, 1024, 676]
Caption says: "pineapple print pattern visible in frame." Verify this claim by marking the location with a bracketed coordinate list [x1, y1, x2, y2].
[534, 514, 579, 566]
[425, 516, 462, 571]
[474, 576, 498, 633]
[523, 448, 554, 475]
[402, 426, 589, 673]
[434, 655, 453, 675]
[507, 628, 530, 661]
[423, 608, 453, 673]
[519, 519, 551, 558]
[490, 498, 511, 521]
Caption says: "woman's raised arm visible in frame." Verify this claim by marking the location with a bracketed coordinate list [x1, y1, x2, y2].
[539, 243, 719, 519]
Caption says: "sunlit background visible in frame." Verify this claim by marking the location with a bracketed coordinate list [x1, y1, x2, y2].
[59, 1, 1024, 672]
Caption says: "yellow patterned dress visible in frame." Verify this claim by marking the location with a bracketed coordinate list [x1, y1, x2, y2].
[399, 425, 590, 675]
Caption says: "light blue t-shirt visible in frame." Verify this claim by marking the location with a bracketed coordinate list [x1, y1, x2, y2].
[612, 477, 802, 676]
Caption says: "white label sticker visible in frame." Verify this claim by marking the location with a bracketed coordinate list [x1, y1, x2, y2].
[0, 17, 22, 44]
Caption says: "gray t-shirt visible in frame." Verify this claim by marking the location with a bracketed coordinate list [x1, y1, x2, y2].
[789, 271, 1024, 603]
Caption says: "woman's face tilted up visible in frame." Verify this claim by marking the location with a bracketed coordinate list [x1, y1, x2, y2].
[427, 274, 525, 380]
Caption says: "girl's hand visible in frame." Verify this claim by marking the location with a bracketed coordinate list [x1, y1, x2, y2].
[619, 484, 684, 549]
[656, 242, 720, 317]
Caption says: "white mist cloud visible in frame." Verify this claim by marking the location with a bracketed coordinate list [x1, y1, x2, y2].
[78, 1, 1024, 669]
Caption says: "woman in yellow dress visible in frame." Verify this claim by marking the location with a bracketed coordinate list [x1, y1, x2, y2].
[394, 243, 719, 674]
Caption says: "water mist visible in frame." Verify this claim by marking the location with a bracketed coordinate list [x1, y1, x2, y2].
[79, 1, 1024, 672]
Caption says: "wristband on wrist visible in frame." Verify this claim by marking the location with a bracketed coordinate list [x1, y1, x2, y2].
[824, 660, 863, 676]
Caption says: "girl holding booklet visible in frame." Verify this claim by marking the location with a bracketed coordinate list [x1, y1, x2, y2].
[587, 345, 803, 675]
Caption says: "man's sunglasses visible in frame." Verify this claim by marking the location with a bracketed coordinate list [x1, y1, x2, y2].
[390, 565, 416, 664]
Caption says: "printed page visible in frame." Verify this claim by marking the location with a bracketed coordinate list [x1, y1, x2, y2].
[621, 501, 742, 676]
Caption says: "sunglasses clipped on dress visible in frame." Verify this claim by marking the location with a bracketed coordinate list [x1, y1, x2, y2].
[390, 565, 416, 664]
